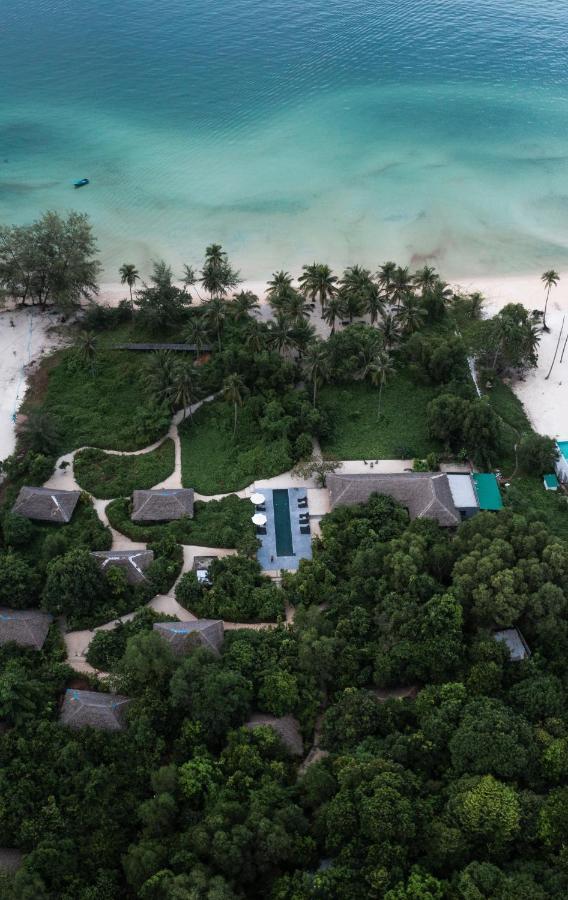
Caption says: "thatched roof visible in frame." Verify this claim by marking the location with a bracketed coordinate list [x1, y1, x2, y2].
[12, 486, 80, 523]
[91, 549, 154, 584]
[245, 714, 304, 756]
[131, 489, 194, 522]
[153, 619, 224, 655]
[327, 472, 460, 527]
[0, 849, 23, 873]
[59, 689, 131, 731]
[494, 628, 531, 662]
[374, 685, 419, 702]
[0, 608, 52, 650]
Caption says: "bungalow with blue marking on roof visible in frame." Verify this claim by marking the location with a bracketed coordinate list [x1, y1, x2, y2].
[153, 619, 224, 656]
[59, 689, 131, 731]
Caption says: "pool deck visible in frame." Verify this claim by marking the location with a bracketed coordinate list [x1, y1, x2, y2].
[256, 487, 313, 572]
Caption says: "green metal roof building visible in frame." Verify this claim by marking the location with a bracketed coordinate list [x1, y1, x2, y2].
[472, 473, 503, 511]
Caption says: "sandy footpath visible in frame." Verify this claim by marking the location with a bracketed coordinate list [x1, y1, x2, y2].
[0, 308, 63, 461]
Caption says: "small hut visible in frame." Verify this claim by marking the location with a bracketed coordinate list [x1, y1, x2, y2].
[244, 714, 304, 756]
[59, 689, 131, 731]
[131, 489, 194, 522]
[12, 486, 80, 523]
[153, 619, 224, 656]
[91, 549, 154, 584]
[0, 608, 52, 650]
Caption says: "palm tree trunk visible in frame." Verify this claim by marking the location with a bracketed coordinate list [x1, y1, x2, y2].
[543, 286, 551, 330]
[377, 379, 384, 419]
[313, 378, 317, 407]
[233, 402, 238, 437]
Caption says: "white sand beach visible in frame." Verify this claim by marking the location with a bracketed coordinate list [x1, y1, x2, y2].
[0, 308, 63, 461]
[455, 275, 568, 442]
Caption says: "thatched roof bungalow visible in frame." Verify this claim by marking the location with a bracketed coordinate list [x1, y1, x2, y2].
[131, 489, 194, 522]
[0, 608, 52, 650]
[153, 619, 224, 656]
[327, 472, 460, 527]
[91, 549, 154, 584]
[12, 486, 80, 524]
[245, 714, 304, 756]
[59, 689, 131, 731]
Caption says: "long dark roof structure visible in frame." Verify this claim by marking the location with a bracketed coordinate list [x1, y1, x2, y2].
[59, 689, 131, 731]
[91, 549, 154, 584]
[153, 619, 224, 655]
[12, 486, 81, 523]
[0, 608, 52, 650]
[327, 472, 460, 527]
[131, 488, 194, 522]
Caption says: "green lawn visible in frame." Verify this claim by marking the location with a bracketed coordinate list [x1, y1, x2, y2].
[486, 380, 533, 473]
[505, 476, 568, 540]
[319, 375, 439, 459]
[179, 401, 292, 494]
[74, 439, 175, 499]
[35, 348, 169, 454]
[106, 494, 255, 550]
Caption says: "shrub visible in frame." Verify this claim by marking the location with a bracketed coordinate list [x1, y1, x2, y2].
[74, 439, 175, 499]
[2, 512, 34, 549]
[517, 433, 559, 477]
[86, 608, 178, 671]
[176, 555, 284, 622]
[0, 552, 40, 608]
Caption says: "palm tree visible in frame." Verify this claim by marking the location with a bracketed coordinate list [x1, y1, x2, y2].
[376, 261, 397, 298]
[322, 293, 344, 335]
[413, 265, 438, 293]
[303, 341, 331, 406]
[267, 314, 296, 356]
[266, 271, 294, 316]
[182, 264, 203, 302]
[171, 361, 201, 420]
[244, 319, 267, 354]
[366, 283, 386, 325]
[119, 263, 139, 302]
[204, 297, 227, 349]
[298, 263, 337, 312]
[201, 244, 240, 298]
[367, 351, 395, 419]
[204, 244, 225, 268]
[396, 294, 427, 334]
[79, 331, 97, 376]
[541, 269, 559, 331]
[144, 351, 176, 406]
[339, 265, 374, 323]
[232, 290, 260, 322]
[291, 318, 316, 359]
[223, 373, 246, 437]
[283, 289, 313, 323]
[391, 266, 414, 307]
[380, 312, 402, 351]
[183, 316, 211, 355]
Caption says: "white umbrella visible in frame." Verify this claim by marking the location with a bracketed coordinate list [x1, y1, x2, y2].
[250, 493, 265, 506]
[252, 512, 267, 526]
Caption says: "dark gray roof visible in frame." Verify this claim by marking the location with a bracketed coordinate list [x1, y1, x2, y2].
[327, 472, 460, 527]
[245, 714, 304, 756]
[59, 689, 131, 731]
[115, 343, 212, 353]
[374, 685, 419, 702]
[132, 488, 194, 522]
[12, 486, 80, 524]
[193, 555, 216, 571]
[494, 628, 531, 662]
[0, 608, 52, 650]
[0, 849, 23, 873]
[91, 549, 154, 584]
[153, 619, 224, 655]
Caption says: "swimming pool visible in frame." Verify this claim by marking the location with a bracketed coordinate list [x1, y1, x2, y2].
[272, 489, 294, 557]
[557, 441, 568, 461]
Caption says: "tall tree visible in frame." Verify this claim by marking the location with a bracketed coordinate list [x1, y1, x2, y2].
[391, 265, 414, 307]
[299, 263, 337, 312]
[204, 297, 227, 349]
[0, 210, 100, 311]
[381, 311, 402, 350]
[322, 292, 344, 335]
[303, 341, 331, 406]
[222, 373, 246, 437]
[541, 269, 559, 331]
[200, 244, 240, 298]
[171, 360, 201, 420]
[232, 290, 260, 322]
[119, 263, 139, 303]
[364, 351, 394, 419]
[79, 331, 97, 376]
[183, 315, 211, 355]
[377, 261, 397, 298]
[396, 294, 427, 333]
[413, 264, 438, 293]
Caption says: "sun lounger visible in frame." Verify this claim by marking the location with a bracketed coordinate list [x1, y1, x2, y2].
[300, 525, 311, 534]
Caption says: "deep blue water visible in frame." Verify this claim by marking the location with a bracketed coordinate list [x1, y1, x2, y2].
[2, 0, 568, 279]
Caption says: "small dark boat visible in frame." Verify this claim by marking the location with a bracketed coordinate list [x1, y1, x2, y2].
[73, 178, 89, 189]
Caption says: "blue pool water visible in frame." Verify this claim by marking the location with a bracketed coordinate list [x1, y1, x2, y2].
[2, 1, 568, 278]
[557, 441, 568, 461]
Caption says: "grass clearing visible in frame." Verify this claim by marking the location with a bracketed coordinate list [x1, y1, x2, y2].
[74, 439, 175, 499]
[106, 494, 255, 549]
[319, 375, 439, 459]
[179, 401, 292, 494]
[504, 476, 568, 540]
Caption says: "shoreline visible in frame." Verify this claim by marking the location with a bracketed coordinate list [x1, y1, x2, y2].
[3, 272, 567, 464]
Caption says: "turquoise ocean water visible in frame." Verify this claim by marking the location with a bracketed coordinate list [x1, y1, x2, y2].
[2, 0, 568, 279]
